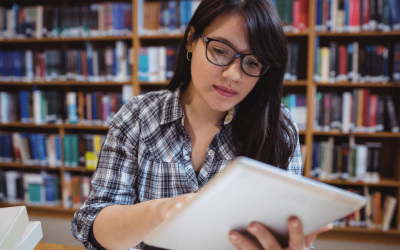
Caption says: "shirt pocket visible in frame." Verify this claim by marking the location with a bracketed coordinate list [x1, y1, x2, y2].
[136, 159, 189, 202]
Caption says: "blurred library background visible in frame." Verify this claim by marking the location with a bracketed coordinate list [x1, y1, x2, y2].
[0, 0, 400, 249]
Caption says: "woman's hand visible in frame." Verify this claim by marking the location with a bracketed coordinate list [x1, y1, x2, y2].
[228, 217, 333, 250]
[157, 193, 196, 223]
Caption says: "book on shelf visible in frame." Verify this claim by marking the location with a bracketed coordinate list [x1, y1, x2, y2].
[138, 0, 200, 35]
[314, 90, 399, 133]
[314, 39, 397, 84]
[311, 136, 383, 183]
[0, 40, 132, 83]
[333, 186, 398, 231]
[0, 2, 132, 39]
[0, 88, 132, 126]
[284, 43, 300, 81]
[0, 132, 107, 170]
[315, 0, 400, 32]
[0, 170, 61, 206]
[139, 45, 179, 82]
[273, 0, 309, 33]
[63, 172, 91, 209]
[282, 93, 307, 131]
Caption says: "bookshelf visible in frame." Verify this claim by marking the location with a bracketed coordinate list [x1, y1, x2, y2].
[0, 0, 399, 245]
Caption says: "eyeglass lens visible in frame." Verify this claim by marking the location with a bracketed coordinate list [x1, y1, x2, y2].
[206, 40, 265, 76]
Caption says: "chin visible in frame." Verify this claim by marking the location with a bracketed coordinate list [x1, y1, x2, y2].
[208, 100, 235, 113]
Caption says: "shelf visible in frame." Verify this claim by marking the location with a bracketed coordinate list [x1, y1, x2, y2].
[313, 131, 400, 138]
[0, 122, 110, 130]
[0, 81, 131, 86]
[315, 82, 398, 87]
[284, 80, 308, 86]
[140, 81, 169, 86]
[312, 178, 400, 187]
[139, 31, 309, 40]
[284, 31, 310, 36]
[0, 162, 95, 172]
[62, 166, 95, 172]
[0, 35, 133, 43]
[316, 31, 400, 36]
[331, 227, 400, 234]
[140, 34, 184, 39]
[140, 80, 308, 87]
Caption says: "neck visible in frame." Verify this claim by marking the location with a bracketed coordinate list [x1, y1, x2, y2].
[179, 80, 226, 127]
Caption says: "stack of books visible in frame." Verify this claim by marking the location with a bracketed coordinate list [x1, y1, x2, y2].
[0, 132, 107, 170]
[0, 206, 42, 250]
[315, 0, 400, 32]
[314, 90, 399, 133]
[313, 41, 400, 84]
[312, 137, 382, 182]
[0, 85, 133, 125]
[0, 41, 133, 83]
[273, 0, 310, 32]
[0, 3, 132, 39]
[138, 0, 200, 35]
[334, 187, 398, 232]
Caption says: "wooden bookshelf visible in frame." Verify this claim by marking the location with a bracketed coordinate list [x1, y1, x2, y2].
[0, 81, 131, 86]
[314, 178, 400, 187]
[316, 30, 400, 36]
[0, 0, 399, 245]
[0, 122, 110, 130]
[313, 131, 400, 138]
[0, 35, 133, 43]
[315, 82, 399, 88]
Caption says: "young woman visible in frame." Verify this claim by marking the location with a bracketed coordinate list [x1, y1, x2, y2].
[72, 0, 332, 249]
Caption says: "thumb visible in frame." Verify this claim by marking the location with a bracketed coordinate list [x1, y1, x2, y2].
[304, 223, 333, 248]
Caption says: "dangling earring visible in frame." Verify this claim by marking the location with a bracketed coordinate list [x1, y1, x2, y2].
[186, 50, 192, 61]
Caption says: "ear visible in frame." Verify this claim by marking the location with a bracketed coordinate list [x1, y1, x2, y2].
[186, 26, 196, 51]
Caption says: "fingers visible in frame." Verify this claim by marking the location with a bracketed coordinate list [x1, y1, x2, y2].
[287, 217, 305, 250]
[304, 223, 333, 249]
[229, 231, 262, 250]
[246, 222, 282, 250]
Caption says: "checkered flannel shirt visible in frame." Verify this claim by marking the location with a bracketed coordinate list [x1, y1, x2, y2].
[71, 87, 302, 250]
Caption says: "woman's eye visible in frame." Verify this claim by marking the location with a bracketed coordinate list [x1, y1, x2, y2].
[213, 48, 227, 55]
[246, 60, 259, 67]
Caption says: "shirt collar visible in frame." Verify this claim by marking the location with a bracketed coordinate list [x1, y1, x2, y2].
[160, 87, 236, 126]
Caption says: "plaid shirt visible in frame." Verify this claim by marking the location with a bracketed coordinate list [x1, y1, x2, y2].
[71, 88, 302, 250]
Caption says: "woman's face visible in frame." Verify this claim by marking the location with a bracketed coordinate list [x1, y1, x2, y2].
[187, 13, 260, 112]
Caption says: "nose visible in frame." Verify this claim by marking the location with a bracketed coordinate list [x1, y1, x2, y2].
[222, 57, 242, 82]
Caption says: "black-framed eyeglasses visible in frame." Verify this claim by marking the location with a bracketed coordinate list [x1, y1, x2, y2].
[199, 33, 270, 77]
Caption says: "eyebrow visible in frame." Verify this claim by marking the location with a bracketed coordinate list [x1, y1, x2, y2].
[211, 35, 252, 54]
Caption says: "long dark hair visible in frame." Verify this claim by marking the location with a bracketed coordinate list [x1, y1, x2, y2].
[166, 0, 298, 170]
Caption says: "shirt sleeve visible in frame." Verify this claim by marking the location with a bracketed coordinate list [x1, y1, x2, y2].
[281, 105, 302, 176]
[71, 97, 141, 249]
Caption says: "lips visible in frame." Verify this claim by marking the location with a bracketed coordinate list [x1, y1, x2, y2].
[214, 85, 237, 98]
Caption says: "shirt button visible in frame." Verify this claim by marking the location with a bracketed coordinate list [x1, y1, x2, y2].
[208, 150, 214, 156]
[184, 155, 190, 161]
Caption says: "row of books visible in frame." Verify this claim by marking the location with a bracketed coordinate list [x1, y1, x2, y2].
[0, 3, 132, 39]
[0, 170, 91, 209]
[0, 41, 132, 83]
[333, 187, 398, 231]
[314, 41, 400, 84]
[138, 46, 179, 82]
[284, 43, 300, 82]
[311, 137, 382, 182]
[315, 0, 400, 32]
[282, 94, 307, 131]
[0, 171, 61, 206]
[138, 0, 200, 35]
[314, 91, 399, 133]
[0, 86, 133, 125]
[273, 0, 309, 33]
[0, 132, 107, 169]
